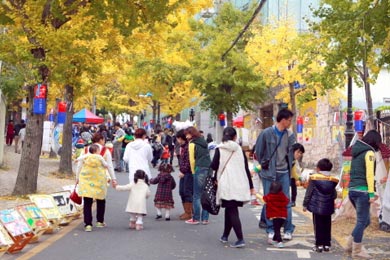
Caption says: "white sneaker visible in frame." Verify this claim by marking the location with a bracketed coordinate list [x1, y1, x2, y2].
[267, 232, 274, 244]
[268, 232, 274, 239]
[283, 232, 292, 240]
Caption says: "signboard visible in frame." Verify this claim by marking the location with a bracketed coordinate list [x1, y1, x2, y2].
[384, 97, 390, 103]
[0, 209, 32, 237]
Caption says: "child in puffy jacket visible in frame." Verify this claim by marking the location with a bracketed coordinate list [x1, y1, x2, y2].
[263, 181, 289, 248]
[303, 158, 339, 253]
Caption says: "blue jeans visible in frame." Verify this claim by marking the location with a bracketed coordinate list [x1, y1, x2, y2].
[349, 190, 371, 243]
[193, 167, 209, 221]
[179, 173, 193, 203]
[262, 172, 295, 234]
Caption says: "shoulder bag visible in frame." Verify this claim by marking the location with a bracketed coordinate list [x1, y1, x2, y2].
[201, 151, 234, 215]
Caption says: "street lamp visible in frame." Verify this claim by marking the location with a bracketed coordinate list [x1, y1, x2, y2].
[345, 74, 354, 148]
[189, 108, 195, 121]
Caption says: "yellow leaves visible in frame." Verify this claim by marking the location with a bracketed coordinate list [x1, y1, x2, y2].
[160, 81, 201, 115]
[246, 19, 299, 87]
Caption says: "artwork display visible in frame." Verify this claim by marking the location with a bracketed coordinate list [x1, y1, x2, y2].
[16, 203, 49, 230]
[29, 195, 62, 221]
[50, 191, 78, 216]
[0, 209, 32, 237]
[303, 127, 313, 144]
[0, 224, 13, 246]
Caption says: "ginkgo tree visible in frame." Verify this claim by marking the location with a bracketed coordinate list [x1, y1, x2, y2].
[309, 0, 390, 126]
[246, 19, 344, 132]
[189, 2, 267, 126]
[120, 1, 212, 122]
[0, 0, 195, 195]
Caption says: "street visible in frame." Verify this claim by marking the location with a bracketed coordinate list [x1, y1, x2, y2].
[2, 166, 345, 260]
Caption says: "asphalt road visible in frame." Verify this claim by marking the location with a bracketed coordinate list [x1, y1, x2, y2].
[4, 166, 345, 260]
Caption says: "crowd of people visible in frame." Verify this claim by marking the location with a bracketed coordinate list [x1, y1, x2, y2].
[6, 108, 389, 256]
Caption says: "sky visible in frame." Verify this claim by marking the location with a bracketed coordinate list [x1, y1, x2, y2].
[343, 70, 390, 109]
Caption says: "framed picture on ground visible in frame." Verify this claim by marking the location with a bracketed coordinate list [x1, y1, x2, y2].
[50, 191, 78, 216]
[16, 203, 49, 230]
[0, 209, 32, 237]
[29, 195, 62, 221]
[0, 223, 13, 247]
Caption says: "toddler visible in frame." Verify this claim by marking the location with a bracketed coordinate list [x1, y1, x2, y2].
[263, 181, 289, 248]
[303, 158, 339, 253]
[291, 143, 305, 207]
[76, 144, 108, 168]
[160, 143, 171, 164]
[150, 163, 176, 220]
[116, 170, 151, 230]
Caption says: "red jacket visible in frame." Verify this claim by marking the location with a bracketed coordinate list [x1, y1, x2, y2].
[263, 192, 289, 219]
[161, 147, 170, 159]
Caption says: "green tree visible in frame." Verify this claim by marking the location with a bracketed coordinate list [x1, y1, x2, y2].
[310, 0, 390, 126]
[189, 3, 266, 125]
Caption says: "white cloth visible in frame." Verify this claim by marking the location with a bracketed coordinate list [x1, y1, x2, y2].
[381, 169, 390, 225]
[116, 180, 151, 214]
[123, 139, 153, 182]
[375, 152, 388, 205]
[216, 141, 251, 205]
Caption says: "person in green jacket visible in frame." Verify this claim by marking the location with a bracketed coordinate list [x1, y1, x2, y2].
[346, 130, 381, 259]
[184, 127, 211, 225]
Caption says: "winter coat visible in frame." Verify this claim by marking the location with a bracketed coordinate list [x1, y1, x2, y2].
[349, 139, 376, 198]
[77, 154, 109, 200]
[150, 173, 176, 205]
[211, 141, 252, 205]
[123, 139, 153, 182]
[263, 191, 289, 219]
[303, 172, 339, 216]
[189, 137, 211, 174]
[179, 141, 191, 174]
[161, 147, 170, 159]
[116, 180, 151, 214]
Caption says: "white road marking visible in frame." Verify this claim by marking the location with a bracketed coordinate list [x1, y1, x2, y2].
[267, 248, 312, 258]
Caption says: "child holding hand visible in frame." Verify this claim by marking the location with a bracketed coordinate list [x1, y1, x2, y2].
[116, 170, 151, 230]
[150, 163, 176, 221]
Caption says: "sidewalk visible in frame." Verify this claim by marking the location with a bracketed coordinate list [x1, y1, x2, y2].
[0, 144, 74, 210]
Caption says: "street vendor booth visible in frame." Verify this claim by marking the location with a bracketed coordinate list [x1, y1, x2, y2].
[73, 109, 104, 124]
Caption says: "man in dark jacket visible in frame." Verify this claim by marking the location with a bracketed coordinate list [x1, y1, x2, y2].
[303, 158, 339, 253]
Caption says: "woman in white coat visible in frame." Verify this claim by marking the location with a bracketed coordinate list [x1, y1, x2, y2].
[123, 128, 153, 183]
[210, 127, 255, 248]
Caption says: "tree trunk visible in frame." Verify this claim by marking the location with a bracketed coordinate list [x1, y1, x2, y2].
[13, 85, 44, 195]
[226, 111, 233, 127]
[59, 85, 74, 175]
[363, 68, 374, 129]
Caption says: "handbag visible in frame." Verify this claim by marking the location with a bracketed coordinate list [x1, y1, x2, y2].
[201, 151, 234, 215]
[69, 184, 82, 205]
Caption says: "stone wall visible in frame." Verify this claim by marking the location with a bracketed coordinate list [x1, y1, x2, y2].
[302, 96, 344, 172]
[246, 95, 345, 172]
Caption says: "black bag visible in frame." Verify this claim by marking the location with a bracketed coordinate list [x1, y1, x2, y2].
[201, 173, 220, 215]
[201, 151, 234, 215]
[260, 159, 270, 170]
